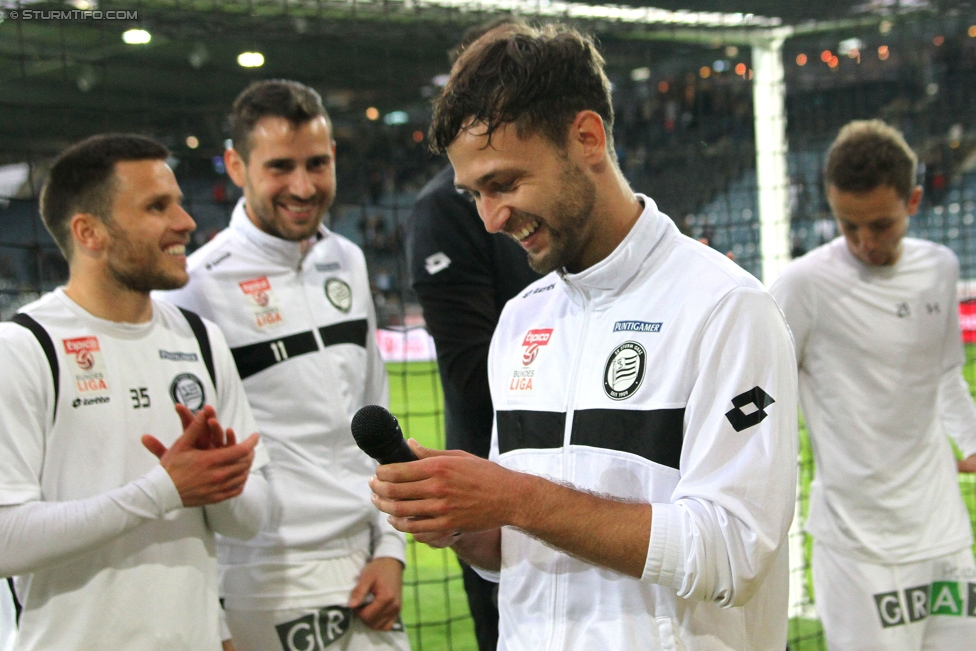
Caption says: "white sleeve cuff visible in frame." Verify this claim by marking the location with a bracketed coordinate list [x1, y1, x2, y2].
[642, 502, 686, 593]
[372, 531, 407, 565]
[141, 464, 184, 515]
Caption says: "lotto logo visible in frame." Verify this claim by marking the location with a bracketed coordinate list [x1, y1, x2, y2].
[874, 582, 976, 628]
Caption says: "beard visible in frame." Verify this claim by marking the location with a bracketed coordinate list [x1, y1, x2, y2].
[105, 222, 188, 293]
[245, 177, 332, 242]
[521, 161, 597, 275]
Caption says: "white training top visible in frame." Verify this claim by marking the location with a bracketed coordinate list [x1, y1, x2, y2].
[771, 237, 976, 563]
[0, 290, 268, 650]
[486, 196, 799, 651]
[161, 199, 403, 609]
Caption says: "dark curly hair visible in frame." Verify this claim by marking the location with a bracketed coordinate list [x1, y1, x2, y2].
[430, 23, 614, 157]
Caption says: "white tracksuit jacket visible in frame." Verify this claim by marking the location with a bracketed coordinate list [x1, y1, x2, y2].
[486, 196, 799, 650]
[161, 200, 403, 608]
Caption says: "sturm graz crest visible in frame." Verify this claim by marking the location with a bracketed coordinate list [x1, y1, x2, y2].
[603, 341, 646, 400]
[325, 278, 352, 312]
[724, 386, 775, 432]
[170, 372, 205, 413]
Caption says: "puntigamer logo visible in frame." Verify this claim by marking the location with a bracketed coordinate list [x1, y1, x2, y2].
[613, 321, 662, 333]
[874, 582, 976, 628]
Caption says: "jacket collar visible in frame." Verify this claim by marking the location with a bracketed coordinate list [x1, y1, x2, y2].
[558, 194, 673, 308]
[230, 197, 329, 268]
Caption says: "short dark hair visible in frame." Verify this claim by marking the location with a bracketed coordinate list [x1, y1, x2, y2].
[450, 17, 525, 64]
[430, 23, 615, 156]
[824, 119, 918, 200]
[229, 79, 331, 161]
[40, 133, 170, 259]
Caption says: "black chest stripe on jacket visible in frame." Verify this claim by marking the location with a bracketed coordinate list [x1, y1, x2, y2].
[571, 408, 684, 469]
[318, 319, 368, 349]
[496, 410, 565, 454]
[231, 331, 318, 380]
[230, 319, 369, 380]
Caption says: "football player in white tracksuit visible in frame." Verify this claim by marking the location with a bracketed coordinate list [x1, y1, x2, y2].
[162, 79, 408, 651]
[774, 237, 976, 650]
[0, 293, 268, 650]
[772, 119, 976, 651]
[475, 195, 799, 651]
[370, 24, 799, 651]
[163, 199, 407, 650]
[0, 134, 269, 651]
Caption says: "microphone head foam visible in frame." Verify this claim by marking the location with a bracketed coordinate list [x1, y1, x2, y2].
[351, 404, 401, 456]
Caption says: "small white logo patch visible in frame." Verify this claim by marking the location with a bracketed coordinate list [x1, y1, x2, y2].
[325, 278, 352, 312]
[425, 252, 451, 275]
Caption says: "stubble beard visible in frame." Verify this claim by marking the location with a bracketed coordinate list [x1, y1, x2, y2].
[524, 162, 597, 275]
[105, 223, 187, 293]
[246, 177, 332, 242]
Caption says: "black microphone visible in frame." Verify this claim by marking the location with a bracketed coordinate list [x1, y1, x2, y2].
[351, 405, 419, 464]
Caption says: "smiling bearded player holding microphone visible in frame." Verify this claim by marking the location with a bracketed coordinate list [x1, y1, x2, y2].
[369, 22, 799, 651]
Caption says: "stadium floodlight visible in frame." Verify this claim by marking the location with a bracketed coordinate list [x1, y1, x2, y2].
[122, 29, 151, 45]
[237, 52, 265, 68]
[384, 111, 410, 125]
[411, 0, 781, 27]
[630, 67, 651, 81]
[839, 37, 865, 55]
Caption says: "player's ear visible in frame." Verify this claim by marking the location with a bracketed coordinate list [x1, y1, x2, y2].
[69, 212, 108, 256]
[907, 185, 923, 216]
[225, 148, 247, 189]
[570, 110, 608, 167]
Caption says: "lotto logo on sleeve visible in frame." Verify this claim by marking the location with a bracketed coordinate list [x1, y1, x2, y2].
[521, 328, 553, 366]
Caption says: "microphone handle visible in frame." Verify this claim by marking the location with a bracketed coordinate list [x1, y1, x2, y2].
[375, 437, 419, 465]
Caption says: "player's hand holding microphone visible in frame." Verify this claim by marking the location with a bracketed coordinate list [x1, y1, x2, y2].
[351, 404, 419, 464]
[353, 404, 516, 548]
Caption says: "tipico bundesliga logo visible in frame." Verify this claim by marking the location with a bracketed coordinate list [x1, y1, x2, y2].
[63, 336, 109, 393]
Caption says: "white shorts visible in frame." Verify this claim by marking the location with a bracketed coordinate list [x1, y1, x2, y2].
[221, 550, 410, 651]
[813, 540, 976, 651]
[225, 606, 410, 651]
